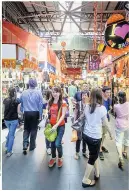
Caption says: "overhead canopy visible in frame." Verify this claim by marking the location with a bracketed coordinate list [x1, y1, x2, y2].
[2, 20, 59, 68]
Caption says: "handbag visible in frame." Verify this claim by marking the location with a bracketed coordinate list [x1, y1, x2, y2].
[71, 113, 86, 132]
[71, 130, 78, 142]
[44, 106, 62, 142]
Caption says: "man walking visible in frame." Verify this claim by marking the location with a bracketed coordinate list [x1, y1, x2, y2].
[20, 78, 43, 154]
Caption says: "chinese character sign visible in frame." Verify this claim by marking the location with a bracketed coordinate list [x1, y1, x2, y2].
[89, 54, 100, 70]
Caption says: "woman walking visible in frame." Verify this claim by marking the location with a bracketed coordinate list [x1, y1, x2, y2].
[3, 87, 20, 157]
[47, 86, 67, 168]
[81, 88, 111, 187]
[114, 92, 129, 170]
[74, 91, 89, 160]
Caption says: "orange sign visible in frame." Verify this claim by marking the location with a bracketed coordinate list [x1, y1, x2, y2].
[2, 59, 16, 69]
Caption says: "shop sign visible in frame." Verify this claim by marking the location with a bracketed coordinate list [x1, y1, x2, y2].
[47, 63, 56, 73]
[2, 59, 16, 69]
[39, 62, 56, 74]
[89, 54, 100, 70]
[105, 20, 129, 49]
[22, 59, 38, 71]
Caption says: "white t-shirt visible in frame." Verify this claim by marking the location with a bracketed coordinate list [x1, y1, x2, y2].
[83, 104, 107, 139]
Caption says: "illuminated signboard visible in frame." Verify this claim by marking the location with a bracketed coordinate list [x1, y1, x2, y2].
[89, 54, 100, 70]
[105, 20, 129, 49]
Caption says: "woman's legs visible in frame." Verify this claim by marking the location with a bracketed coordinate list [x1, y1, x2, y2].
[82, 134, 101, 186]
[115, 129, 124, 160]
[49, 126, 65, 167]
[75, 140, 81, 160]
[55, 126, 65, 158]
[123, 129, 129, 159]
[5, 120, 19, 154]
[94, 159, 99, 177]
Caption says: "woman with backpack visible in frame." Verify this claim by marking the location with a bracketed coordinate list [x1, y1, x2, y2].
[3, 87, 20, 157]
[114, 92, 129, 170]
[47, 86, 67, 168]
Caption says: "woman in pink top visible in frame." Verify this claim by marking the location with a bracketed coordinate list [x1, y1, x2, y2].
[114, 92, 129, 170]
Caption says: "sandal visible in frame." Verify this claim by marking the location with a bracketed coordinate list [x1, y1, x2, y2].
[102, 146, 109, 153]
[122, 152, 127, 159]
[82, 180, 95, 188]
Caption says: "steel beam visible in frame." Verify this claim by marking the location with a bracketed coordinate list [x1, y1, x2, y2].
[31, 2, 46, 34]
[14, 2, 38, 35]
[59, 2, 73, 35]
[42, 2, 55, 33]
[71, 2, 91, 12]
[58, 2, 67, 11]
[68, 15, 85, 34]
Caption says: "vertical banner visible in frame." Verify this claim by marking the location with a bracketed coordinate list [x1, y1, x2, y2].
[38, 41, 48, 62]
[89, 54, 100, 70]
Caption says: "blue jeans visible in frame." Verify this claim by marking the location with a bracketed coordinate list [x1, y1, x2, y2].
[45, 138, 51, 149]
[51, 125, 65, 158]
[5, 120, 19, 153]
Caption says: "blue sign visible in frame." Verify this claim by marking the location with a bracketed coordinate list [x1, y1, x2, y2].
[39, 62, 56, 74]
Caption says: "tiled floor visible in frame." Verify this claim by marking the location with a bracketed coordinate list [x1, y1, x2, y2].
[2, 117, 129, 190]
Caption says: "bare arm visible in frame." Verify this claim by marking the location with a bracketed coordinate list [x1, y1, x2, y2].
[102, 116, 113, 139]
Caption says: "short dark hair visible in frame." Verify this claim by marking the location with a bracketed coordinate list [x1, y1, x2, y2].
[118, 91, 126, 104]
[71, 81, 74, 85]
[102, 86, 111, 93]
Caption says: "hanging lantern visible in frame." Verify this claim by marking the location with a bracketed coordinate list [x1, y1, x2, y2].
[61, 41, 66, 47]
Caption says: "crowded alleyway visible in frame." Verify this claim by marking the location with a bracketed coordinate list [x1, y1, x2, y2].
[2, 116, 129, 190]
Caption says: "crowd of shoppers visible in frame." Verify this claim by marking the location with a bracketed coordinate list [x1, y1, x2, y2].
[3, 78, 129, 188]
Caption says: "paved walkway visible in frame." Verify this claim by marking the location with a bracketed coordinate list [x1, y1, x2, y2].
[2, 117, 129, 190]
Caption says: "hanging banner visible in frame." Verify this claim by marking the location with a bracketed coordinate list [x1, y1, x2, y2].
[89, 54, 100, 70]
[38, 41, 48, 62]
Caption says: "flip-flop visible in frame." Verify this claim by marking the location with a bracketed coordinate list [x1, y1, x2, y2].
[82, 180, 96, 188]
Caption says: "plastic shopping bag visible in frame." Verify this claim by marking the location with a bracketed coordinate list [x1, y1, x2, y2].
[38, 117, 47, 129]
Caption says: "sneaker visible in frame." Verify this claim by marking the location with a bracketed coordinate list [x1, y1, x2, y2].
[6, 151, 13, 157]
[99, 152, 104, 160]
[82, 152, 89, 159]
[74, 153, 80, 160]
[58, 158, 63, 168]
[102, 146, 109, 153]
[23, 147, 28, 155]
[46, 148, 51, 155]
[48, 158, 56, 168]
